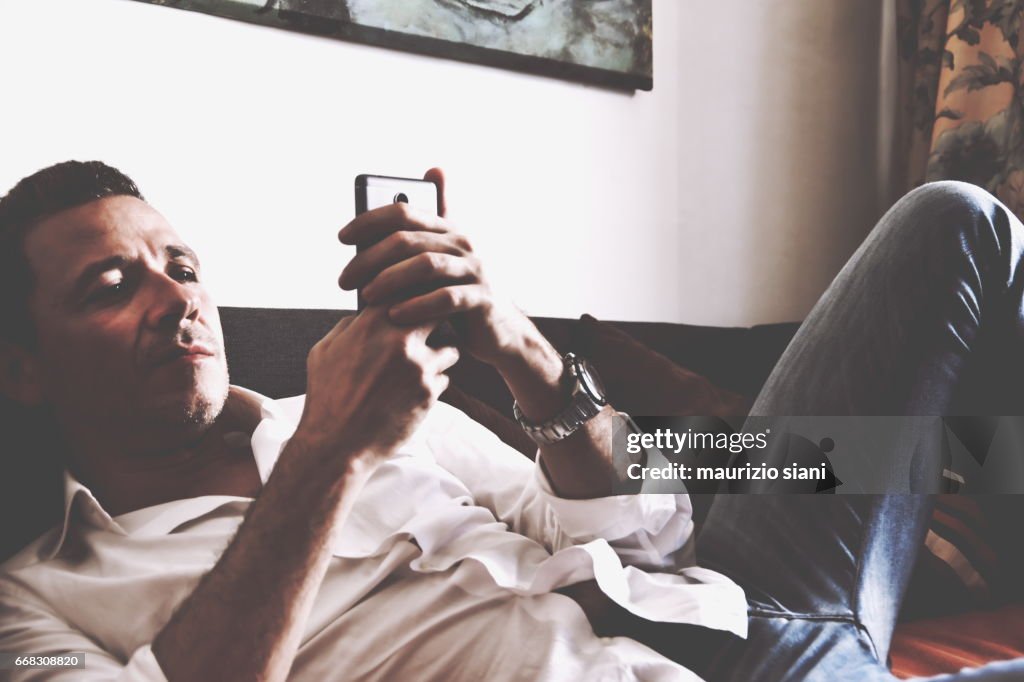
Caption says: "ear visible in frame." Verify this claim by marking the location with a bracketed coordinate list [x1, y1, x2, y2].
[0, 341, 45, 406]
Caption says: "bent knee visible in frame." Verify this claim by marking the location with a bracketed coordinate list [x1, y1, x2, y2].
[897, 181, 1004, 224]
[880, 181, 1022, 254]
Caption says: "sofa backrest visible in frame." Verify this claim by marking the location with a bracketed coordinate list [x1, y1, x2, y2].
[218, 307, 799, 417]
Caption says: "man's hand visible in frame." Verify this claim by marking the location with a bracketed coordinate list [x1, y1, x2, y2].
[339, 168, 618, 499]
[337, 168, 535, 370]
[296, 305, 459, 470]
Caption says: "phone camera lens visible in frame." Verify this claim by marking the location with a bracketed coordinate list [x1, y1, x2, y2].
[394, 193, 409, 204]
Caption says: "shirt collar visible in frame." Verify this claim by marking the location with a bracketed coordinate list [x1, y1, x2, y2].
[40, 385, 303, 561]
[38, 471, 127, 561]
[243, 385, 306, 485]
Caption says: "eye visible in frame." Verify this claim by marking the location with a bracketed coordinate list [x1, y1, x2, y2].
[171, 266, 199, 283]
[87, 279, 129, 304]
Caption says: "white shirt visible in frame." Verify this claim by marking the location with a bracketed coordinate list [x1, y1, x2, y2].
[0, 387, 747, 681]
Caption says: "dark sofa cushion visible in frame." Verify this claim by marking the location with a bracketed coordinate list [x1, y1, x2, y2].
[220, 306, 350, 399]
[218, 307, 800, 418]
[568, 315, 798, 400]
[573, 314, 751, 417]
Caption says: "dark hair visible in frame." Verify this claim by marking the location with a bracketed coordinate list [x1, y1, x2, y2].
[0, 161, 144, 346]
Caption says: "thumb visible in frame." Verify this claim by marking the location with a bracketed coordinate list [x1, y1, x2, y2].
[424, 167, 448, 218]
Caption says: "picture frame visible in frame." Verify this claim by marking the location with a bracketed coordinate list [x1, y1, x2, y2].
[131, 0, 653, 91]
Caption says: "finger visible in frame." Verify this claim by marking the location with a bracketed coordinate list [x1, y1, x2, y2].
[429, 344, 461, 373]
[338, 230, 470, 291]
[431, 372, 451, 399]
[338, 202, 447, 246]
[320, 311, 358, 343]
[423, 167, 447, 218]
[404, 316, 445, 344]
[389, 285, 486, 325]
[352, 305, 437, 344]
[362, 252, 478, 305]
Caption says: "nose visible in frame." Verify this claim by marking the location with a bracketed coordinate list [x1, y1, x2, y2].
[143, 272, 201, 333]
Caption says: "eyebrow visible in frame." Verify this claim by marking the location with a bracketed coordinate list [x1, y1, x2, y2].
[166, 244, 201, 270]
[67, 244, 202, 301]
[68, 255, 129, 301]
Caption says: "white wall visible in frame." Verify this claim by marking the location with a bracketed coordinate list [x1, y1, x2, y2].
[0, 0, 890, 326]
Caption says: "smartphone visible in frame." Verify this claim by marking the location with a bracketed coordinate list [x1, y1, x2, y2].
[352, 174, 458, 349]
[355, 174, 440, 218]
[354, 175, 440, 310]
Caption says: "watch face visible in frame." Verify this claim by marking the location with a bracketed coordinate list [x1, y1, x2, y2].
[577, 358, 608, 405]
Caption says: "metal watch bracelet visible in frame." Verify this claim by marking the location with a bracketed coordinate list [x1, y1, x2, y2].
[512, 352, 607, 446]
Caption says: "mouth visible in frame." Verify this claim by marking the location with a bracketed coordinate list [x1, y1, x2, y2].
[151, 343, 217, 367]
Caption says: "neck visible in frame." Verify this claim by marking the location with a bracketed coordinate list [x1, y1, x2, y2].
[62, 387, 265, 516]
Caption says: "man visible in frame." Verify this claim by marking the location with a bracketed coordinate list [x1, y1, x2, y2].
[0, 161, 745, 681]
[3, 161, 1024, 682]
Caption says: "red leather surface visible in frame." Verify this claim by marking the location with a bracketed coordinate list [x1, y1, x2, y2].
[891, 605, 1024, 678]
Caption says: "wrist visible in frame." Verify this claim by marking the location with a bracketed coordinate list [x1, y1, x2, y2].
[285, 425, 381, 482]
[494, 337, 573, 426]
[513, 352, 610, 446]
[490, 325, 562, 384]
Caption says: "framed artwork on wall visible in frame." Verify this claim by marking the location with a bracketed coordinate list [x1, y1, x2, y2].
[131, 0, 653, 91]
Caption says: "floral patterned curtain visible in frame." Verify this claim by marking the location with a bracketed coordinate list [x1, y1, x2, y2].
[896, 0, 1024, 217]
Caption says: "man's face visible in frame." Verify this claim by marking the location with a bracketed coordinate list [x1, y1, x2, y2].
[22, 195, 229, 437]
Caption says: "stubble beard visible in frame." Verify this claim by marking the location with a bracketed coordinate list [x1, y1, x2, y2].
[176, 361, 231, 429]
[180, 379, 229, 427]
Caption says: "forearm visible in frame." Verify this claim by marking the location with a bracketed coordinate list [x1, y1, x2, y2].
[493, 323, 619, 499]
[152, 433, 373, 682]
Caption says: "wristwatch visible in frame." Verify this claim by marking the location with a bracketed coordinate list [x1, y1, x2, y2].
[513, 352, 608, 445]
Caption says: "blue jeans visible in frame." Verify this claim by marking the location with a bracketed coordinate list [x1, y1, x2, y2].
[686, 182, 1024, 681]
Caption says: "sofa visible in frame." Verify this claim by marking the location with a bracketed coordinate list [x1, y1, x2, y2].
[2, 306, 1021, 678]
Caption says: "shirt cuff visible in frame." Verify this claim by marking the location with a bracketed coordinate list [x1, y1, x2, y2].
[118, 645, 168, 682]
[532, 456, 690, 544]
